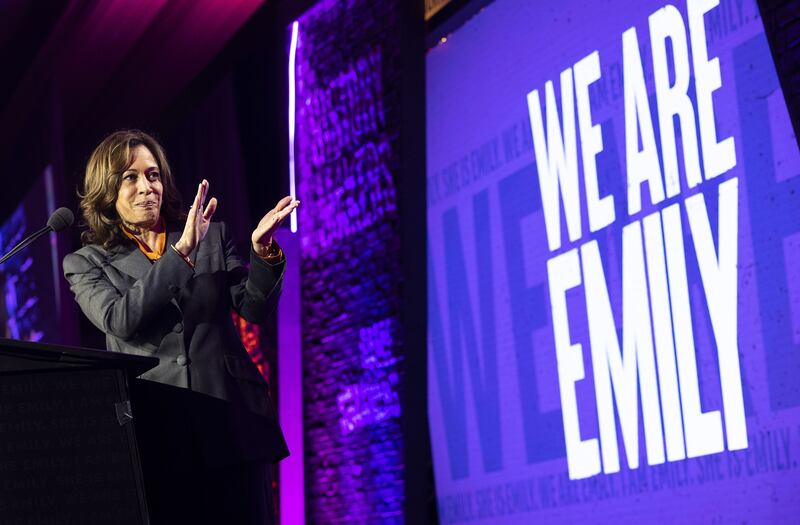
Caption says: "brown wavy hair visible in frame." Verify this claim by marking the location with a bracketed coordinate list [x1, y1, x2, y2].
[78, 130, 184, 249]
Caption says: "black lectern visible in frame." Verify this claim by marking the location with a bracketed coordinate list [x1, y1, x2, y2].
[0, 338, 158, 525]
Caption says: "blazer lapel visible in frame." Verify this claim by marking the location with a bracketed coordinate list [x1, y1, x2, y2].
[108, 230, 186, 311]
[108, 242, 152, 281]
[109, 226, 194, 281]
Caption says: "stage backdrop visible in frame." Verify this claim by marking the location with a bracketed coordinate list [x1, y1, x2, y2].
[427, 0, 800, 522]
[292, 0, 405, 522]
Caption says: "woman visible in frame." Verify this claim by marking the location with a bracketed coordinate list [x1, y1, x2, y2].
[63, 130, 298, 524]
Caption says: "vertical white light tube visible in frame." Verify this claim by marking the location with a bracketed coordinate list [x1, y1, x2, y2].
[288, 21, 299, 233]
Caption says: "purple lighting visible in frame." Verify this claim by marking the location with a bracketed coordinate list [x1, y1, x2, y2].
[291, 0, 405, 522]
[277, 230, 305, 525]
[338, 318, 402, 434]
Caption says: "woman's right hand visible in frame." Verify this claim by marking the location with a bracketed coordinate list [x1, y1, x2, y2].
[174, 179, 217, 256]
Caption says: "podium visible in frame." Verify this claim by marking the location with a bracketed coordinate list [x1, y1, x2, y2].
[0, 338, 158, 525]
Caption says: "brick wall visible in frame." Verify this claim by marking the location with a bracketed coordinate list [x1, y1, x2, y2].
[293, 0, 406, 522]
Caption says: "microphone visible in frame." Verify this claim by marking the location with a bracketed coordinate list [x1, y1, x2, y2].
[47, 207, 74, 232]
[0, 207, 75, 266]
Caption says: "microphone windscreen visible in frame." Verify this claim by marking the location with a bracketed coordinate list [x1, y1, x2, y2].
[47, 207, 75, 232]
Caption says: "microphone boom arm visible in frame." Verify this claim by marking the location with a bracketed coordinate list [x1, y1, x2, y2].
[0, 225, 52, 266]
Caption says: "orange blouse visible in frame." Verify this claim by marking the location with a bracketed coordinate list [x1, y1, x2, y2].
[121, 220, 166, 261]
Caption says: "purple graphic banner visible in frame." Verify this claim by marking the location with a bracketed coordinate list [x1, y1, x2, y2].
[427, 0, 800, 522]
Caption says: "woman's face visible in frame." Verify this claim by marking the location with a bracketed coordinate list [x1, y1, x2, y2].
[115, 145, 163, 230]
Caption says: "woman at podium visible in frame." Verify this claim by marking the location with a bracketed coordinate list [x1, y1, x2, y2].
[62, 129, 297, 525]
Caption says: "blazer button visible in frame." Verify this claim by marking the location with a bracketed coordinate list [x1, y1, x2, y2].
[173, 323, 184, 333]
[176, 355, 188, 366]
[169, 285, 179, 294]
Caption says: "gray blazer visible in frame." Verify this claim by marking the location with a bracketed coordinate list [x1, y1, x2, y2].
[63, 221, 288, 464]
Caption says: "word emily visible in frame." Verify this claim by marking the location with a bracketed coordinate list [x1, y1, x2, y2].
[527, 0, 746, 479]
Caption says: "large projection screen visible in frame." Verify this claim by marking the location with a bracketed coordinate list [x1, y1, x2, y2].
[426, 0, 800, 522]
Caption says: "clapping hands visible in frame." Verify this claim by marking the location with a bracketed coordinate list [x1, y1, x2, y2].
[251, 196, 300, 257]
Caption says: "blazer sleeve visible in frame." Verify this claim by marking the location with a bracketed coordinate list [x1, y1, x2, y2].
[63, 247, 194, 340]
[221, 221, 286, 324]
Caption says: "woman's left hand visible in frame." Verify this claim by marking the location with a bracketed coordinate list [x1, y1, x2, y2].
[251, 196, 300, 256]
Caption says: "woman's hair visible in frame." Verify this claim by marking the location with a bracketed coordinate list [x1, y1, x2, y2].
[78, 130, 184, 248]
